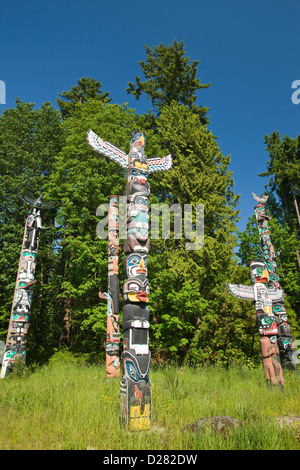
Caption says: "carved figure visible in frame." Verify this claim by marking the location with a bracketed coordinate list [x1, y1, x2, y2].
[87, 128, 172, 430]
[226, 192, 296, 386]
[99, 195, 121, 378]
[252, 193, 294, 365]
[1, 196, 56, 378]
[227, 259, 284, 388]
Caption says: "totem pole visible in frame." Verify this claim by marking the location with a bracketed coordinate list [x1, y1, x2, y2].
[226, 192, 295, 387]
[251, 193, 294, 366]
[227, 259, 285, 388]
[87, 129, 172, 429]
[1, 196, 56, 378]
[99, 195, 121, 378]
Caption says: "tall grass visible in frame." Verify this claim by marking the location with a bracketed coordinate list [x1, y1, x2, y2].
[0, 362, 299, 450]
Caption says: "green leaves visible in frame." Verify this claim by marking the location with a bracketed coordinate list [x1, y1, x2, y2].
[57, 77, 111, 119]
[127, 40, 210, 124]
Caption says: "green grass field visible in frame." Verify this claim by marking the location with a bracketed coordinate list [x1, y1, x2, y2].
[0, 362, 299, 450]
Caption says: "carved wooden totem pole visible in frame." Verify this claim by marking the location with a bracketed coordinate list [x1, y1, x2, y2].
[87, 129, 172, 430]
[1, 196, 56, 378]
[99, 195, 121, 378]
[226, 193, 295, 388]
[251, 193, 294, 366]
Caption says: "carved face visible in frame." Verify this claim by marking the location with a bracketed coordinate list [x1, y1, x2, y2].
[257, 313, 278, 336]
[109, 207, 118, 228]
[272, 303, 286, 318]
[127, 168, 148, 183]
[250, 260, 269, 284]
[254, 204, 266, 219]
[129, 151, 148, 171]
[128, 195, 149, 218]
[124, 357, 140, 381]
[123, 278, 149, 303]
[124, 253, 148, 278]
[127, 213, 149, 241]
[19, 251, 36, 282]
[278, 337, 293, 350]
[130, 130, 146, 152]
[126, 170, 150, 198]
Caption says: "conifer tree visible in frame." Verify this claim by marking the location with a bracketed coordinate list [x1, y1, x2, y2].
[260, 131, 300, 268]
[43, 100, 141, 356]
[0, 99, 64, 359]
[144, 102, 248, 364]
[57, 77, 111, 119]
[127, 40, 210, 125]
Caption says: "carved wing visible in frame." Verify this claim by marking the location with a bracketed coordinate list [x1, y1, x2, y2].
[87, 129, 128, 169]
[226, 283, 255, 300]
[267, 289, 284, 302]
[252, 192, 269, 205]
[147, 155, 173, 174]
[21, 195, 57, 210]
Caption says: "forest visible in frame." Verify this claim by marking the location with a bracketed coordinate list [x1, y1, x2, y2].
[0, 40, 299, 368]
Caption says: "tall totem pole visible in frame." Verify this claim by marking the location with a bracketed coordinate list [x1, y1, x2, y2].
[99, 195, 121, 378]
[226, 192, 295, 388]
[251, 192, 294, 366]
[87, 129, 172, 430]
[1, 196, 56, 378]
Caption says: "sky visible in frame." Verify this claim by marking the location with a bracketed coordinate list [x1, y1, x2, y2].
[0, 0, 299, 234]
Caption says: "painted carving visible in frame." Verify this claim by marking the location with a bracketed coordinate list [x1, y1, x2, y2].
[99, 195, 121, 378]
[87, 128, 172, 430]
[226, 193, 296, 387]
[252, 193, 295, 366]
[1, 196, 56, 378]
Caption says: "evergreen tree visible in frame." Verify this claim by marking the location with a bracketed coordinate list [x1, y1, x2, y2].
[237, 214, 300, 322]
[0, 99, 64, 359]
[143, 102, 249, 365]
[127, 40, 210, 125]
[260, 131, 300, 267]
[43, 99, 141, 358]
[57, 77, 111, 119]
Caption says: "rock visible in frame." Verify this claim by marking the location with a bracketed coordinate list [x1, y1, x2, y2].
[182, 415, 242, 435]
[274, 415, 300, 431]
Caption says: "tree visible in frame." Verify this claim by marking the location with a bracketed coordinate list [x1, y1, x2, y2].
[57, 77, 111, 119]
[237, 214, 300, 333]
[260, 131, 300, 266]
[143, 102, 248, 365]
[127, 40, 210, 125]
[0, 99, 64, 359]
[43, 99, 141, 357]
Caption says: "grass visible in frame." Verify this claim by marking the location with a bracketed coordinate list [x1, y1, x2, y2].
[0, 362, 299, 450]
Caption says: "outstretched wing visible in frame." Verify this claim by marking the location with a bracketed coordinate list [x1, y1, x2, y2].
[147, 155, 173, 174]
[252, 192, 269, 205]
[21, 195, 58, 210]
[268, 289, 284, 302]
[226, 283, 255, 300]
[87, 129, 128, 169]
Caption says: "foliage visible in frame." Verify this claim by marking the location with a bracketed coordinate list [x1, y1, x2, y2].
[127, 40, 210, 124]
[260, 131, 300, 233]
[0, 99, 64, 344]
[0, 40, 298, 368]
[57, 77, 111, 119]
[238, 130, 300, 326]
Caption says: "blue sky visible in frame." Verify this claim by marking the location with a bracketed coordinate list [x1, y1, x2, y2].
[0, 0, 299, 234]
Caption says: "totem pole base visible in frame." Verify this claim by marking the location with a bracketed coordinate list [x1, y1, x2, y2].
[120, 377, 152, 431]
